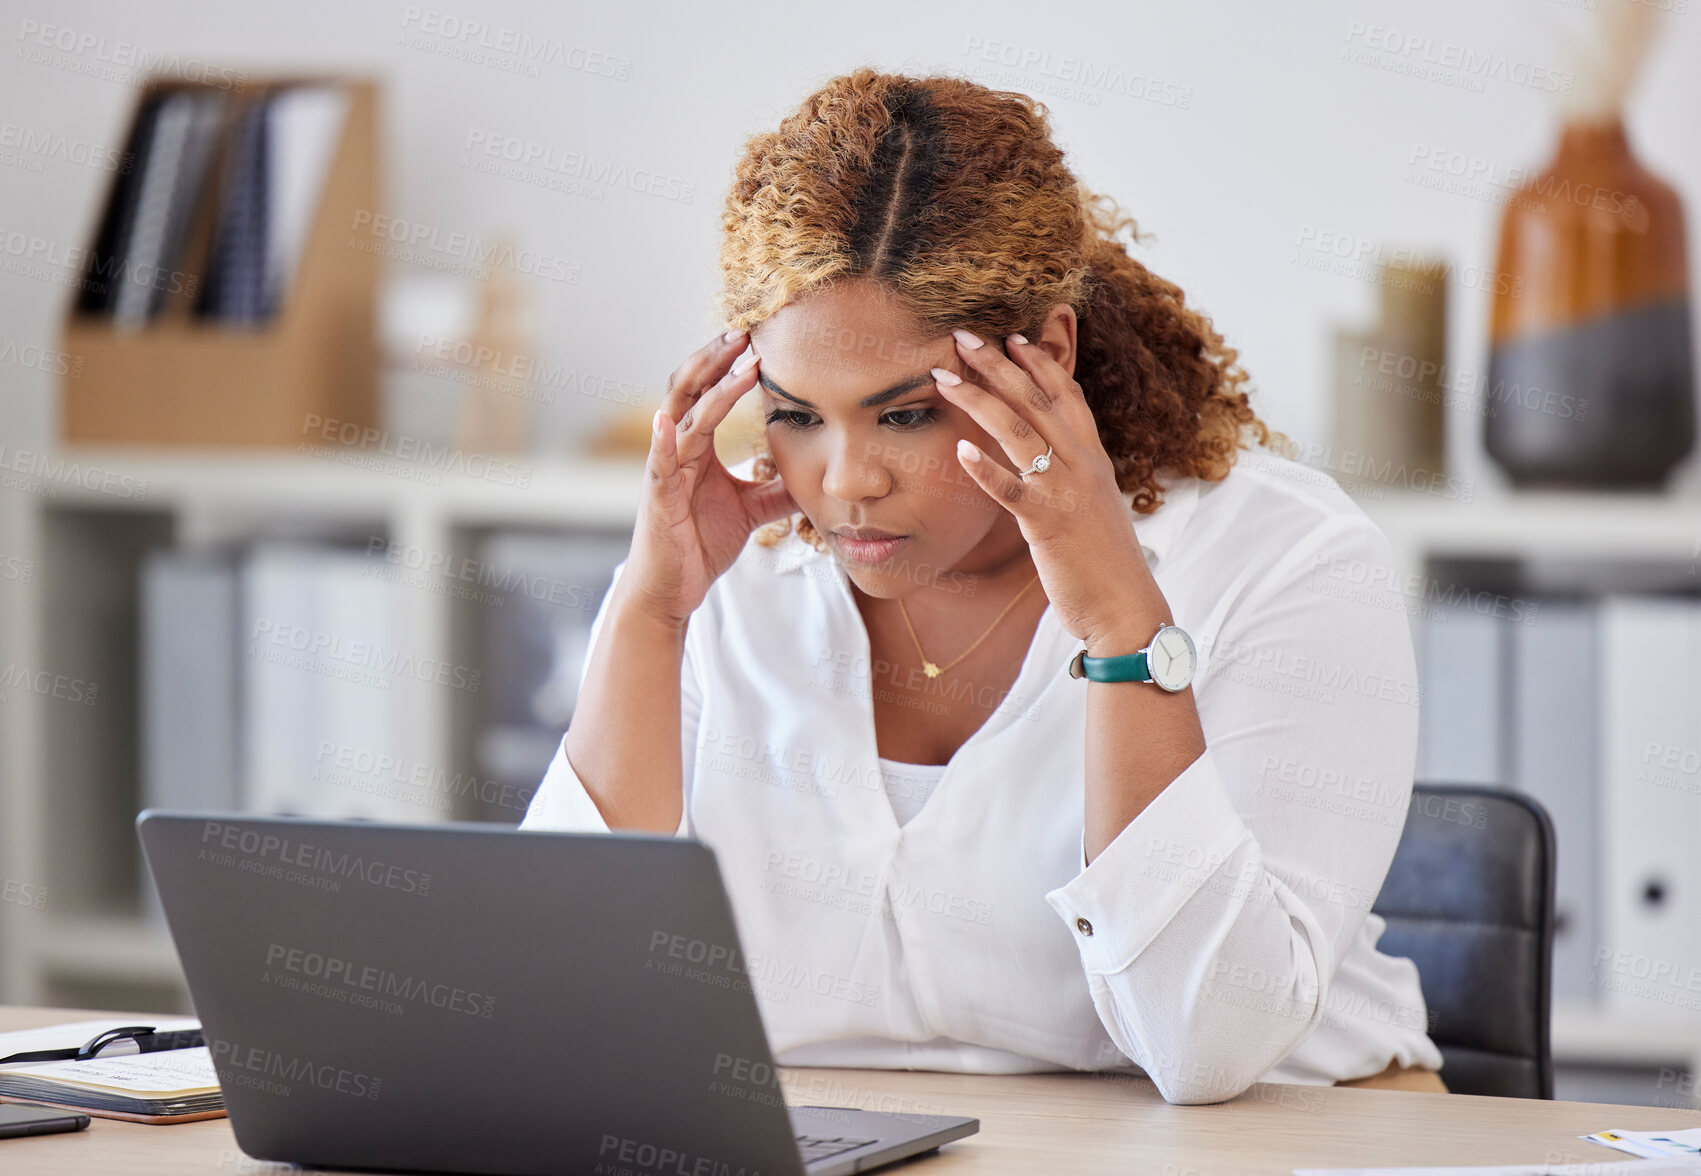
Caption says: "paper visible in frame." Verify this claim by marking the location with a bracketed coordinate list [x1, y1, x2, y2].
[0, 1046, 218, 1097]
[1586, 1130, 1701, 1160]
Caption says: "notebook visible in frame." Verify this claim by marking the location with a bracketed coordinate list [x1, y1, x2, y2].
[0, 1018, 223, 1124]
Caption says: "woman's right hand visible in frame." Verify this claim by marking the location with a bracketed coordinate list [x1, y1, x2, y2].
[618, 328, 798, 629]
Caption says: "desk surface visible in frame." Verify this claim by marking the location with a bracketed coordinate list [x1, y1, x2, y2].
[4, 1006, 1699, 1175]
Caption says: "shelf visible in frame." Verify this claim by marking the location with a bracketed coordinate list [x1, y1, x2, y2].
[1360, 488, 1701, 562]
[29, 446, 650, 527]
[21, 449, 1699, 560]
[0, 454, 660, 1009]
[12, 448, 1694, 555]
[1552, 1000, 1701, 1067]
[6, 448, 1701, 1073]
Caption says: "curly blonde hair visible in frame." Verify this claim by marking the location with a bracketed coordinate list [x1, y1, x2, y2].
[718, 68, 1291, 553]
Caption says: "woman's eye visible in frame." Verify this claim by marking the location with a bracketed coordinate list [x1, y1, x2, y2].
[763, 408, 815, 429]
[882, 407, 938, 430]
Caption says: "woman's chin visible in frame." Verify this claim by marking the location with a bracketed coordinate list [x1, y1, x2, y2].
[839, 562, 903, 599]
[841, 553, 968, 602]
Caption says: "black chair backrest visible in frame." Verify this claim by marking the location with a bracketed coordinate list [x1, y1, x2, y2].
[1370, 784, 1556, 1099]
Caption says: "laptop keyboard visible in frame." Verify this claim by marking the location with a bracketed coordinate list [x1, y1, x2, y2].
[796, 1134, 878, 1165]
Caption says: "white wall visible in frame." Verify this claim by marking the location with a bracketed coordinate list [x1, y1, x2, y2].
[2, 0, 1698, 492]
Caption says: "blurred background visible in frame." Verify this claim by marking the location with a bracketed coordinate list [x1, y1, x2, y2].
[0, 0, 1697, 1111]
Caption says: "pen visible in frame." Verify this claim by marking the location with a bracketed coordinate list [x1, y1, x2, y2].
[0, 1025, 204, 1065]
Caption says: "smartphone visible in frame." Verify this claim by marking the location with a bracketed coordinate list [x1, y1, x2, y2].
[0, 1103, 91, 1138]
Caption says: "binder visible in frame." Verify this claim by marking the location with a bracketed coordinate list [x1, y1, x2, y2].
[1416, 599, 1508, 786]
[242, 544, 318, 817]
[1508, 599, 1599, 1003]
[1596, 595, 1701, 1015]
[139, 549, 241, 921]
[241, 544, 428, 822]
[72, 91, 166, 317]
[111, 89, 226, 328]
[264, 84, 351, 311]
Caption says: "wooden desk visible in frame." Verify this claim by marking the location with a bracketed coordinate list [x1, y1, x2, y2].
[5, 1006, 1699, 1175]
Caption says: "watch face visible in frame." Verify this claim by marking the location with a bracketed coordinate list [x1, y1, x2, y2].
[1148, 625, 1196, 691]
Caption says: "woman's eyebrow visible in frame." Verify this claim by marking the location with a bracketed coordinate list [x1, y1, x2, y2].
[757, 370, 936, 410]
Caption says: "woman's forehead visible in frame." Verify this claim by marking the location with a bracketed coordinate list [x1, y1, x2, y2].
[756, 284, 929, 345]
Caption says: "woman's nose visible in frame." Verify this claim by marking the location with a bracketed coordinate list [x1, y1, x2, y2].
[822, 435, 890, 502]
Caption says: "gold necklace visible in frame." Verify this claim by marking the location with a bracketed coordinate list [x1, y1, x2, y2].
[896, 572, 1042, 679]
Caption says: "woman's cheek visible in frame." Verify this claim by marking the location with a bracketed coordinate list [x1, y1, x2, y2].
[764, 439, 814, 508]
[922, 441, 973, 496]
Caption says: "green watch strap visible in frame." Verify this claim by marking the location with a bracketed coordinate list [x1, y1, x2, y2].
[1067, 648, 1151, 682]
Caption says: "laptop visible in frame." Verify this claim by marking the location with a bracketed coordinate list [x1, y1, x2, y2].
[137, 811, 978, 1176]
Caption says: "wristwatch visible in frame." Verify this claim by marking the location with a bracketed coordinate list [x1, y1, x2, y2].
[1067, 623, 1196, 691]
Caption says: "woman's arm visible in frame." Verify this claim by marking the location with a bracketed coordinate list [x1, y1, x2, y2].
[528, 329, 781, 836]
[1079, 570, 1206, 864]
[562, 574, 690, 833]
[1048, 514, 1422, 1104]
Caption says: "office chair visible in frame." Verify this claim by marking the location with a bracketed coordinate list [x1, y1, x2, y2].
[1369, 783, 1556, 1099]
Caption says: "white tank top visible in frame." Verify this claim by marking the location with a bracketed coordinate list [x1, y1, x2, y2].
[876, 756, 950, 826]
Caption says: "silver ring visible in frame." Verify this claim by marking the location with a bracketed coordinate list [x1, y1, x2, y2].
[1020, 446, 1053, 477]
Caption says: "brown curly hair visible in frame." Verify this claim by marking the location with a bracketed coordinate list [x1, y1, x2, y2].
[718, 68, 1292, 553]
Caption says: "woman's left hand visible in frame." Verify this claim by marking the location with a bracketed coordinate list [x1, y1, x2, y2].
[932, 328, 1162, 652]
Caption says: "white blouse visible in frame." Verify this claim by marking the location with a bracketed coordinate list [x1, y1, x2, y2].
[519, 450, 1446, 1103]
[877, 757, 948, 827]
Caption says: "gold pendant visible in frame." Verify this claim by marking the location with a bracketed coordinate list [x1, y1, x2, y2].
[923, 661, 941, 679]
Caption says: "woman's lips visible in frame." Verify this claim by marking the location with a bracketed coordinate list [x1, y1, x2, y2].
[833, 533, 908, 563]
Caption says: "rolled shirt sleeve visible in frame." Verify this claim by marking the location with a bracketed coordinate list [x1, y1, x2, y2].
[1045, 514, 1423, 1104]
[519, 557, 701, 840]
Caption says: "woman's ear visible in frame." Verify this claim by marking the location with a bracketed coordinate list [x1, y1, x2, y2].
[1037, 302, 1078, 380]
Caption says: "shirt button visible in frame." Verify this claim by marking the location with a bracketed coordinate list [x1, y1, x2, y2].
[1075, 917, 1094, 936]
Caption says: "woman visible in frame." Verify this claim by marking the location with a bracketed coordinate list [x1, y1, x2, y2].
[520, 68, 1447, 1102]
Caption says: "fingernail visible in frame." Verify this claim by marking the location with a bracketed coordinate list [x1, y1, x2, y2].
[931, 366, 961, 386]
[732, 354, 754, 375]
[958, 439, 979, 461]
[951, 328, 983, 349]
[1008, 333, 1028, 345]
[653, 410, 666, 436]
[724, 327, 745, 342]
